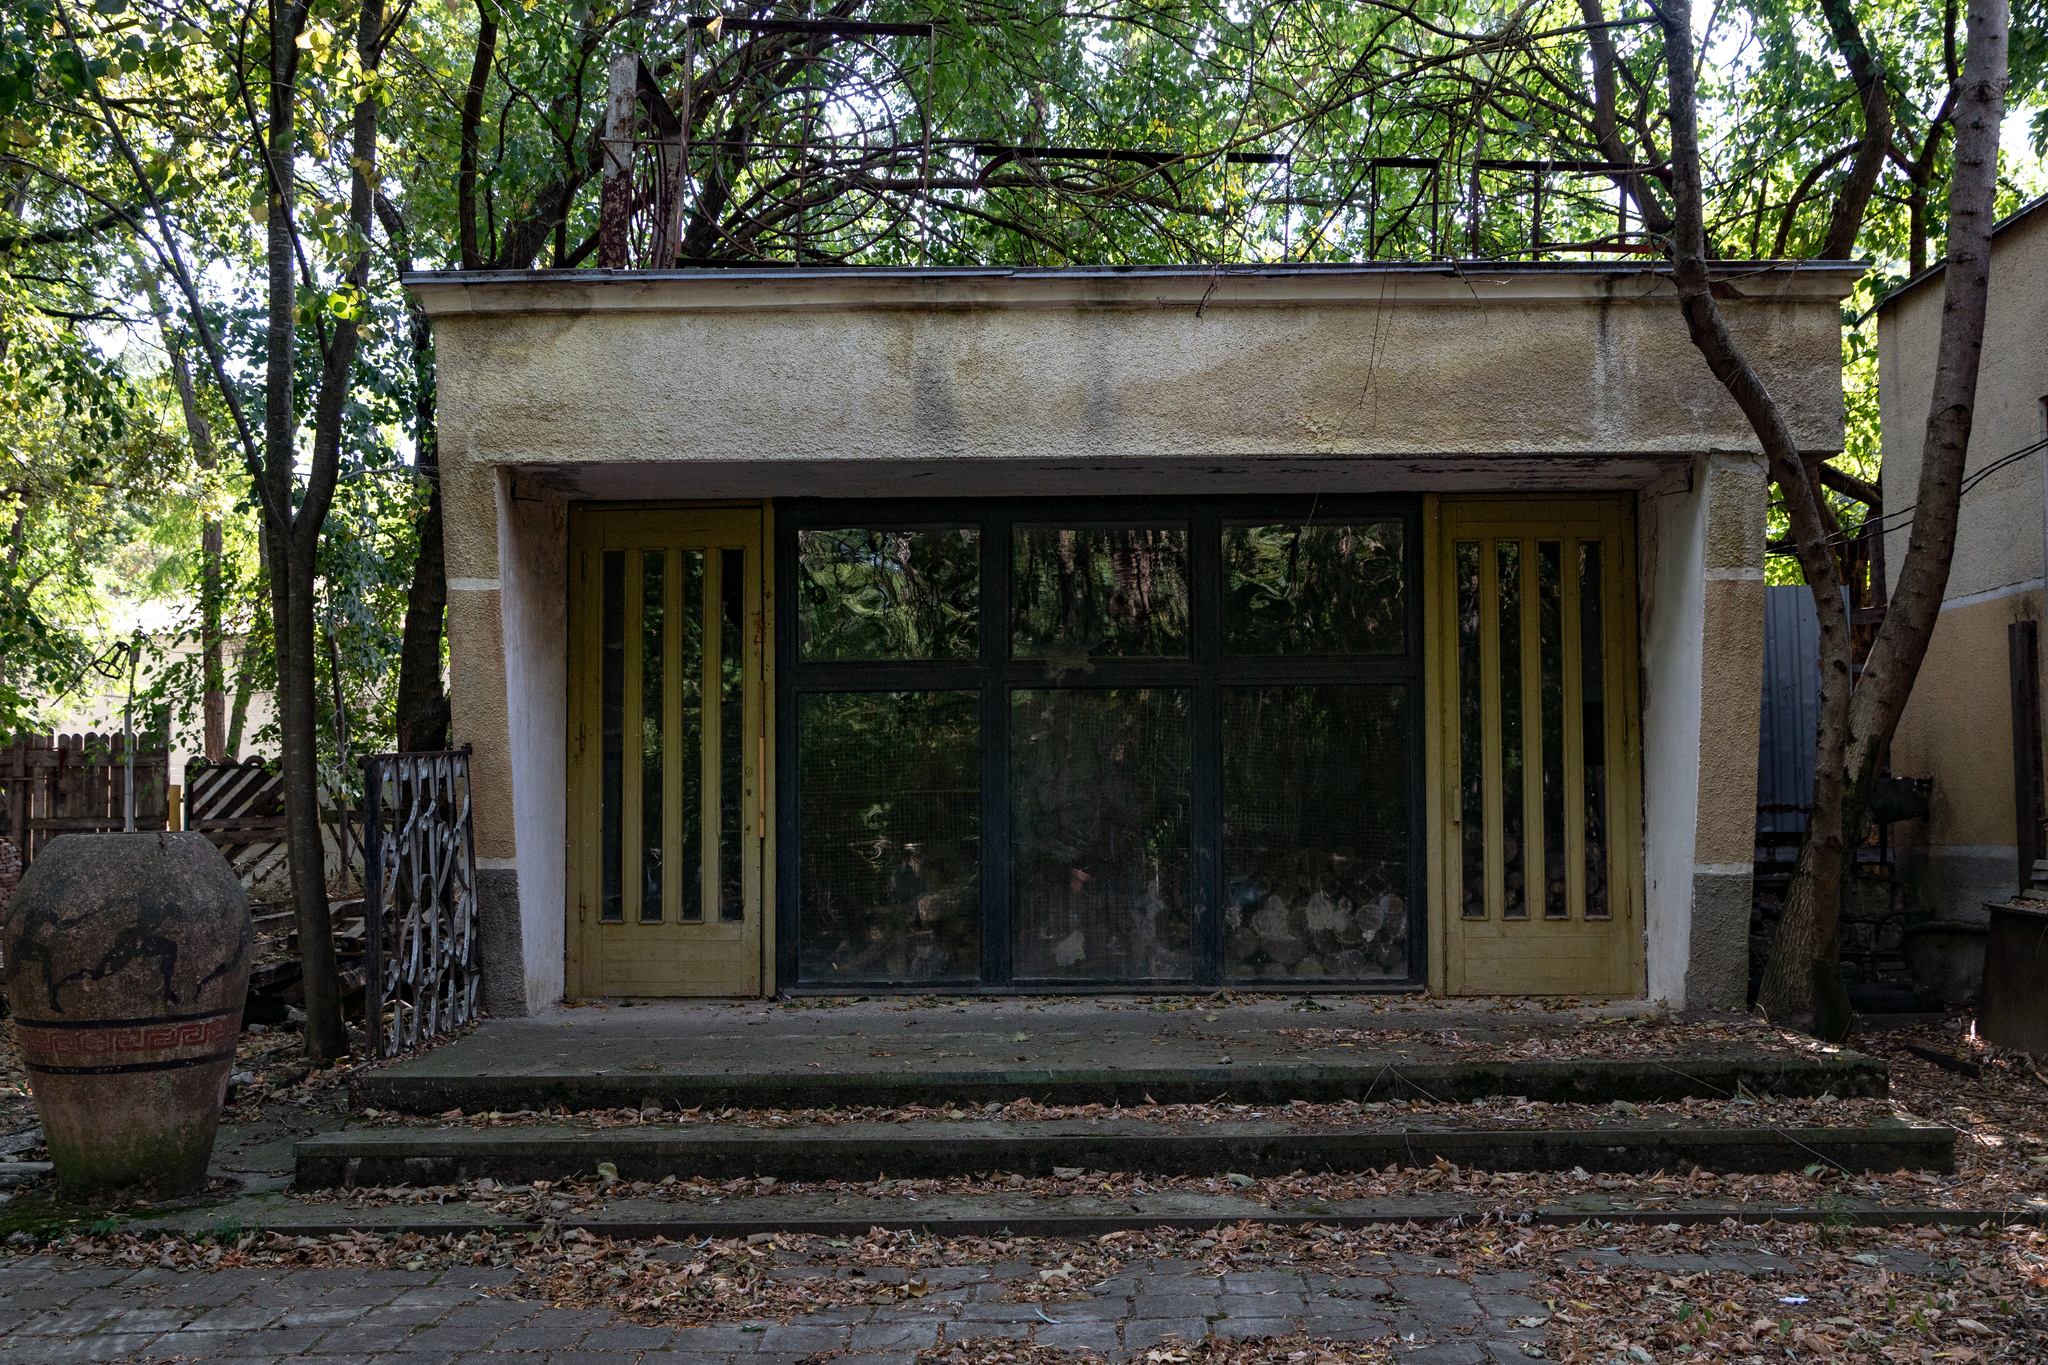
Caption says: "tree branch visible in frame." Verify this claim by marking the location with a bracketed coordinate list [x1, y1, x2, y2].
[1817, 0, 1895, 259]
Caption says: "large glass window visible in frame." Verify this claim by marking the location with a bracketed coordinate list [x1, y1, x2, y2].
[779, 499, 1422, 989]
[1011, 688, 1192, 980]
[796, 691, 981, 981]
[1222, 686, 1410, 981]
[797, 528, 979, 661]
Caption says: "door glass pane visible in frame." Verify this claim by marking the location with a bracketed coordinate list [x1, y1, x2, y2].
[1223, 686, 1410, 980]
[719, 549, 746, 922]
[1013, 526, 1188, 665]
[1455, 541, 1484, 918]
[1011, 688, 1191, 979]
[798, 691, 980, 982]
[1579, 541, 1611, 919]
[1222, 522, 1405, 654]
[676, 551, 706, 921]
[797, 528, 979, 661]
[600, 550, 625, 923]
[1537, 542, 1567, 919]
[1497, 540, 1527, 919]
[639, 550, 665, 921]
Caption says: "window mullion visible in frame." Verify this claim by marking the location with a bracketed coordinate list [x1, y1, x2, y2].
[983, 509, 1012, 986]
[1191, 507, 1224, 987]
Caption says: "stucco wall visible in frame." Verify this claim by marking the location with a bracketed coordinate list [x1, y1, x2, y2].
[417, 262, 1855, 1005]
[1637, 453, 1768, 1010]
[1879, 200, 2048, 911]
[416, 265, 1852, 475]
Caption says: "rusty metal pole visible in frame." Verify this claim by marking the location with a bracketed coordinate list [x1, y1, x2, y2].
[598, 52, 636, 269]
[677, 27, 696, 265]
[920, 26, 934, 265]
[362, 754, 383, 1058]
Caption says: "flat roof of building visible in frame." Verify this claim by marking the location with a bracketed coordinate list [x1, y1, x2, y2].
[405, 258, 1866, 316]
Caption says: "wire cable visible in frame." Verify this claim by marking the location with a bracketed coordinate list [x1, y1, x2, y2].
[1771, 434, 2048, 555]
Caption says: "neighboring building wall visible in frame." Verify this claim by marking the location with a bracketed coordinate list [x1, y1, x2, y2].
[417, 262, 1856, 1008]
[1880, 199, 2048, 923]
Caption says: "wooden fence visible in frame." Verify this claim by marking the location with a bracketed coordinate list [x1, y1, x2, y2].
[0, 742, 357, 898]
[184, 758, 291, 887]
[0, 733, 171, 868]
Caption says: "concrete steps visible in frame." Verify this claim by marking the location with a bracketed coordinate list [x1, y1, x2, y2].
[350, 1052, 1888, 1115]
[167, 1183, 2019, 1243]
[295, 1114, 1953, 1190]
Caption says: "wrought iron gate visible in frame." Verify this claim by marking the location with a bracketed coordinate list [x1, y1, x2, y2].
[361, 748, 480, 1057]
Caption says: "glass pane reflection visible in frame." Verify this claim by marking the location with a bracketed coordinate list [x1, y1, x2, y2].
[797, 691, 980, 982]
[1579, 541, 1611, 919]
[1013, 526, 1188, 667]
[1223, 686, 1410, 980]
[1223, 522, 1405, 654]
[1011, 688, 1191, 980]
[1497, 540, 1527, 920]
[797, 528, 979, 661]
[1455, 541, 1484, 919]
[1537, 541, 1567, 919]
[600, 551, 625, 923]
[639, 550, 664, 921]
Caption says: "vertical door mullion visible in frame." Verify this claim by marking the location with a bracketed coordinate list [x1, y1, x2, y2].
[622, 552, 645, 927]
[1520, 536, 1545, 923]
[1189, 507, 1222, 987]
[1560, 536, 1587, 921]
[1479, 538, 1503, 919]
[774, 518, 801, 986]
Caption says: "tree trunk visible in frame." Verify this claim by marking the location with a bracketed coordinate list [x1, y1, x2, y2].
[395, 483, 450, 753]
[255, 0, 392, 1063]
[1662, 0, 2007, 1039]
[457, 0, 502, 271]
[1838, 0, 2009, 862]
[259, 0, 346, 1065]
[1817, 0, 1895, 261]
[140, 269, 229, 760]
[377, 197, 450, 755]
[1658, 0, 1856, 1036]
[224, 590, 263, 763]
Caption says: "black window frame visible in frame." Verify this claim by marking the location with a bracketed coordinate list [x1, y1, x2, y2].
[775, 495, 1428, 992]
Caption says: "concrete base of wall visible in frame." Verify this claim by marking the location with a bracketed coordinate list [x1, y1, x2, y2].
[1684, 869, 1753, 1010]
[476, 868, 530, 1018]
[1899, 845, 2021, 926]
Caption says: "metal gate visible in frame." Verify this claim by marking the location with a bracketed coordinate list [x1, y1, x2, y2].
[360, 748, 480, 1057]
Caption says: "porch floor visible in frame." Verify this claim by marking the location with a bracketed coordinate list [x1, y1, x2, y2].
[351, 994, 1882, 1114]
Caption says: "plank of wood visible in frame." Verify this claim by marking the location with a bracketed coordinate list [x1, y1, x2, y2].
[1899, 1041, 1982, 1078]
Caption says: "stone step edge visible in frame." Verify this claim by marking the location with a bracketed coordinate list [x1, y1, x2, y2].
[295, 1121, 1956, 1188]
[349, 1054, 1889, 1113]
[143, 1194, 2036, 1241]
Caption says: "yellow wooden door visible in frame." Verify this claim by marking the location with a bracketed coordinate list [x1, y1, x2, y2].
[568, 507, 766, 997]
[1432, 496, 1643, 996]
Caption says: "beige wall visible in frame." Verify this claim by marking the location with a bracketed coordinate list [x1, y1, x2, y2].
[415, 266, 1852, 476]
[1879, 200, 2048, 910]
[416, 262, 1858, 1006]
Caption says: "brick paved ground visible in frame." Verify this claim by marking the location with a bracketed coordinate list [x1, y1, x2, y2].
[0, 1242, 1942, 1365]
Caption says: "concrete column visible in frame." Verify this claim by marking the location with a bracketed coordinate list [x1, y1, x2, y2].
[494, 474, 568, 1014]
[1639, 452, 1767, 1010]
[1690, 453, 1769, 1009]
[440, 456, 530, 1016]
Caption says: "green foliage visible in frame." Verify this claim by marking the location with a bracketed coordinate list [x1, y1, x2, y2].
[0, 0, 2041, 790]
